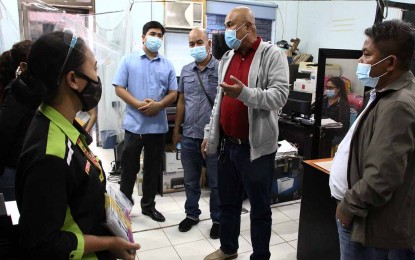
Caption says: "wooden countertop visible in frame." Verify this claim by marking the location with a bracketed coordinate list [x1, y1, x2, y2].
[303, 158, 333, 175]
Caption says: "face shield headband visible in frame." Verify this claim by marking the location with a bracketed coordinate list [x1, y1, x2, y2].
[56, 33, 78, 86]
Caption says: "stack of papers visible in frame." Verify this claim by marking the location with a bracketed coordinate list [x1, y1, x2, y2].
[321, 118, 343, 128]
[276, 140, 298, 159]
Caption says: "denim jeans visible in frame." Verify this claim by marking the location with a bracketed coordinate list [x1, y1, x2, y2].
[120, 131, 165, 211]
[0, 167, 16, 201]
[218, 141, 275, 260]
[180, 136, 220, 222]
[336, 219, 415, 260]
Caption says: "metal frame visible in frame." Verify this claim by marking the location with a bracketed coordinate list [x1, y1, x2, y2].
[375, 0, 415, 23]
[311, 48, 362, 159]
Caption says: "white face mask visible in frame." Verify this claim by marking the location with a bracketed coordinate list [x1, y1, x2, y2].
[356, 55, 391, 88]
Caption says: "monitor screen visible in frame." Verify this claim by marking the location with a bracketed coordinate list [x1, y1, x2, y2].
[282, 90, 312, 118]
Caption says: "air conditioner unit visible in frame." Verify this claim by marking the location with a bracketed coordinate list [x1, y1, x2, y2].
[165, 1, 204, 29]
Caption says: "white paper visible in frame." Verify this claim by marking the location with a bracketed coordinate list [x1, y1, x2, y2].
[321, 118, 343, 128]
[5, 201, 20, 225]
[314, 160, 333, 172]
[276, 140, 298, 159]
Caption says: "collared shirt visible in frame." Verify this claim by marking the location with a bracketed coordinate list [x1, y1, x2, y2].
[16, 104, 112, 260]
[220, 37, 261, 139]
[179, 56, 219, 139]
[329, 89, 377, 200]
[112, 50, 178, 134]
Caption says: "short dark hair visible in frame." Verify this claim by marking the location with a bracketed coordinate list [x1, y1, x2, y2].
[23, 31, 87, 103]
[365, 19, 415, 70]
[142, 21, 165, 36]
[328, 76, 348, 101]
[11, 40, 32, 70]
[0, 40, 32, 91]
[0, 50, 13, 90]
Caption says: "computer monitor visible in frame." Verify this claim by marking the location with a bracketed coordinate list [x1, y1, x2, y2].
[282, 90, 312, 119]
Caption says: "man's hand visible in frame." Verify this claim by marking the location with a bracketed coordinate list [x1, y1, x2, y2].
[336, 203, 352, 228]
[201, 139, 208, 159]
[220, 75, 244, 98]
[138, 98, 162, 117]
[172, 130, 181, 151]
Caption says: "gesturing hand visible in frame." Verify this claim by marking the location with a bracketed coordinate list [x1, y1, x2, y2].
[220, 75, 244, 98]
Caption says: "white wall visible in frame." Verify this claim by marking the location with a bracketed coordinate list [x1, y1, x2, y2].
[274, 0, 410, 61]
[275, 1, 377, 61]
[0, 0, 20, 52]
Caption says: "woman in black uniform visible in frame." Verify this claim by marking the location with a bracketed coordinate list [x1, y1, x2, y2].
[15, 31, 140, 260]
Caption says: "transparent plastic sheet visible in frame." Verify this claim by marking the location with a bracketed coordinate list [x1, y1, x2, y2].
[104, 185, 134, 243]
[90, 7, 132, 145]
[19, 0, 133, 145]
[0, 1, 20, 52]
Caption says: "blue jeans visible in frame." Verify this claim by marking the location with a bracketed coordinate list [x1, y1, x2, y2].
[218, 141, 275, 260]
[181, 136, 220, 222]
[337, 219, 415, 260]
[0, 167, 16, 201]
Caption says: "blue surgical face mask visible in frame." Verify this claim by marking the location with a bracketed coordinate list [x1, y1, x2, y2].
[145, 36, 162, 53]
[325, 89, 336, 98]
[190, 45, 208, 62]
[356, 55, 391, 88]
[225, 23, 248, 50]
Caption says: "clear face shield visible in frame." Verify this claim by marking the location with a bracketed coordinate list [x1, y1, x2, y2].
[20, 0, 131, 142]
[19, 0, 124, 66]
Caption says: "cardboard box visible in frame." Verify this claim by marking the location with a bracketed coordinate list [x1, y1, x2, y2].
[165, 151, 183, 172]
[136, 152, 185, 195]
[298, 62, 317, 74]
[294, 79, 316, 94]
[271, 156, 303, 204]
[162, 170, 185, 193]
[136, 170, 185, 195]
[325, 64, 342, 77]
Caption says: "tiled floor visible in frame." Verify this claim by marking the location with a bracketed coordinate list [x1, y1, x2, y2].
[90, 144, 299, 260]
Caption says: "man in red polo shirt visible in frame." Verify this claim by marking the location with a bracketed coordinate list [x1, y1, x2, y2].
[202, 6, 289, 260]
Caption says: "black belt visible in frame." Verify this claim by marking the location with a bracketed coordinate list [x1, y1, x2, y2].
[224, 135, 249, 145]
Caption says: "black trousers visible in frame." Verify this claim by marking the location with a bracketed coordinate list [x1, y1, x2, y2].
[120, 130, 165, 211]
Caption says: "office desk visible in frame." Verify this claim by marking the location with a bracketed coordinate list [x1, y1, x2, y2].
[278, 119, 333, 159]
[278, 119, 314, 159]
[297, 158, 340, 260]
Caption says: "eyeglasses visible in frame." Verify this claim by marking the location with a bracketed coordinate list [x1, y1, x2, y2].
[56, 33, 78, 85]
[74, 70, 100, 84]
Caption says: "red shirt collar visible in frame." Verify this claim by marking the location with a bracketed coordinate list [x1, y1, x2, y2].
[251, 36, 262, 51]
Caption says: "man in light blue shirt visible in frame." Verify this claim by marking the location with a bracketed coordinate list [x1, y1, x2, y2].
[172, 27, 220, 238]
[113, 21, 178, 222]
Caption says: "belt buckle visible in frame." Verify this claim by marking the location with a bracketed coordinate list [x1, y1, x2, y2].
[237, 138, 242, 145]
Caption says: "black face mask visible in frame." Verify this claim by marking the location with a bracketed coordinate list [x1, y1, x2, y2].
[73, 71, 102, 112]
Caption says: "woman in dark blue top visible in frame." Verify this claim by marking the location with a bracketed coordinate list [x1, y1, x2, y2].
[322, 76, 350, 146]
